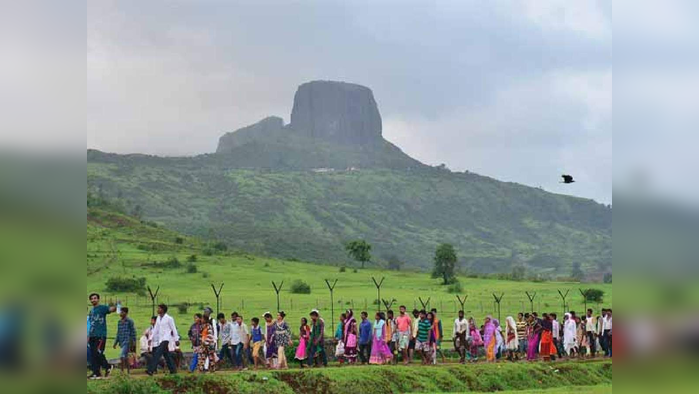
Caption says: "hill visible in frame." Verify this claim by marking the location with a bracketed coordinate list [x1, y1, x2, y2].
[87, 80, 611, 277]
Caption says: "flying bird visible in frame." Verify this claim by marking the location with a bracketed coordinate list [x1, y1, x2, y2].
[561, 174, 575, 184]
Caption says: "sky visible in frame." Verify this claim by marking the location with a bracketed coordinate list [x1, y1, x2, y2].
[4, 1, 698, 205]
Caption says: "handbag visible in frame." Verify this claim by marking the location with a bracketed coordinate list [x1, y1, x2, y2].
[335, 340, 345, 357]
[346, 333, 357, 348]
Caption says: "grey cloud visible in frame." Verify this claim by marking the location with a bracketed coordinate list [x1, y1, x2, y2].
[87, 0, 613, 202]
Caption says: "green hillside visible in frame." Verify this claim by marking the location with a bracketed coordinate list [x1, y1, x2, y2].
[87, 149, 611, 277]
[87, 205, 612, 359]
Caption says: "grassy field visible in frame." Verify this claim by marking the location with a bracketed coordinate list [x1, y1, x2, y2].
[87, 360, 612, 394]
[87, 207, 612, 359]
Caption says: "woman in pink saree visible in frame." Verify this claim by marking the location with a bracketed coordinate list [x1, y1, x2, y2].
[527, 314, 542, 361]
[369, 312, 393, 364]
[483, 316, 496, 362]
[343, 309, 358, 364]
[468, 318, 483, 362]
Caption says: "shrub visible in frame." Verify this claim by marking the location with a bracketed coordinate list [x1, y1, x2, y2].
[290, 279, 311, 294]
[161, 256, 181, 268]
[447, 280, 463, 293]
[186, 263, 197, 274]
[105, 276, 146, 293]
[353, 269, 358, 273]
[201, 271, 210, 279]
[583, 288, 604, 303]
[187, 254, 197, 263]
[176, 303, 189, 314]
[202, 248, 214, 256]
[174, 236, 184, 245]
[339, 267, 346, 273]
[213, 241, 228, 252]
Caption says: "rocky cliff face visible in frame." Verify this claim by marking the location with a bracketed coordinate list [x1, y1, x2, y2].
[289, 81, 382, 146]
[216, 116, 285, 153]
[214, 81, 421, 169]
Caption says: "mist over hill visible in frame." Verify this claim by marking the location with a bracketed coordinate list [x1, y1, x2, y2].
[87, 81, 611, 277]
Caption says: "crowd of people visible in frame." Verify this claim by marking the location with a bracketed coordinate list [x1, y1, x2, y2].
[87, 292, 613, 380]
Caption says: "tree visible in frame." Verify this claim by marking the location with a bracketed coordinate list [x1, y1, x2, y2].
[510, 264, 526, 281]
[432, 243, 457, 285]
[345, 240, 372, 269]
[386, 255, 404, 271]
[571, 262, 584, 281]
[603, 272, 612, 284]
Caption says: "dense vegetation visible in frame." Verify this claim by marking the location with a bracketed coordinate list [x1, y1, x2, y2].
[86, 360, 612, 394]
[87, 150, 611, 277]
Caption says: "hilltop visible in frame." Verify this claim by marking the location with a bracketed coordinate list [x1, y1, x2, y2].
[87, 80, 611, 277]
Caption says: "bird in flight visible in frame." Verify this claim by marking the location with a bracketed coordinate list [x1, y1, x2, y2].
[561, 174, 575, 184]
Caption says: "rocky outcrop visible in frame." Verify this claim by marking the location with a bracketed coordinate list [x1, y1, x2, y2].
[289, 81, 382, 146]
[216, 116, 285, 153]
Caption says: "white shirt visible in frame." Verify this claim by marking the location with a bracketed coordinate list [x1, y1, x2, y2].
[585, 316, 596, 332]
[219, 321, 232, 345]
[552, 320, 560, 339]
[602, 315, 611, 331]
[152, 313, 179, 346]
[231, 322, 249, 345]
[453, 318, 469, 339]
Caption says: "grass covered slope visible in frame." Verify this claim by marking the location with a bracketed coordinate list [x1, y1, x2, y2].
[87, 361, 612, 394]
[87, 149, 611, 276]
[87, 206, 612, 359]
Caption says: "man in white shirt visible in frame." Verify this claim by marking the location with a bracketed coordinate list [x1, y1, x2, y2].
[602, 309, 612, 357]
[585, 309, 597, 357]
[217, 313, 234, 368]
[146, 304, 179, 375]
[551, 313, 561, 358]
[231, 314, 250, 370]
[453, 310, 469, 364]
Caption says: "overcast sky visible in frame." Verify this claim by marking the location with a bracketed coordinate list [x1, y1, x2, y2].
[59, 1, 678, 205]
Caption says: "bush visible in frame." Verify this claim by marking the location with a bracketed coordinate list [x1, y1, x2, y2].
[213, 241, 228, 252]
[186, 263, 197, 274]
[583, 288, 604, 303]
[353, 269, 358, 273]
[159, 256, 181, 268]
[174, 236, 184, 245]
[202, 248, 214, 256]
[290, 279, 311, 294]
[339, 266, 346, 272]
[447, 280, 463, 293]
[201, 271, 210, 279]
[176, 303, 189, 315]
[105, 276, 146, 293]
[187, 254, 197, 263]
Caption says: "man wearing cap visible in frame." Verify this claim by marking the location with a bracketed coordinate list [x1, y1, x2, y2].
[307, 309, 328, 367]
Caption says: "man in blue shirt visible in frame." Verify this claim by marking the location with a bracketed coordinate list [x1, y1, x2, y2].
[358, 311, 372, 364]
[87, 293, 117, 379]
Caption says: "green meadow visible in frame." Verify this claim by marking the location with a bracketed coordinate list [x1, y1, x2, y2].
[87, 207, 612, 359]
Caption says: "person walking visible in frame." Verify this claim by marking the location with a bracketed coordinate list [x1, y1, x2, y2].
[395, 306, 412, 365]
[358, 311, 372, 365]
[505, 316, 519, 361]
[369, 312, 393, 364]
[187, 314, 202, 372]
[87, 293, 116, 379]
[197, 309, 217, 373]
[274, 311, 292, 369]
[294, 317, 310, 368]
[217, 313, 234, 368]
[342, 309, 358, 364]
[146, 304, 179, 376]
[307, 310, 328, 367]
[453, 310, 469, 364]
[112, 307, 136, 374]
